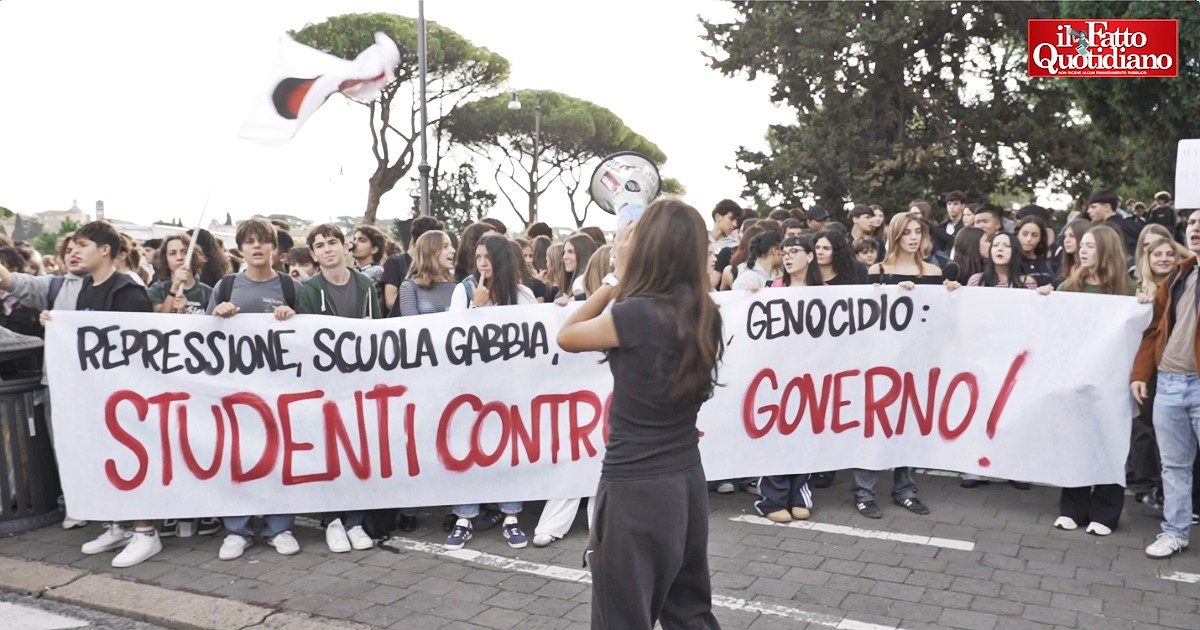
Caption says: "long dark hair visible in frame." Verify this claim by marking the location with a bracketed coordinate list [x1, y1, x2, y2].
[1015, 216, 1049, 259]
[729, 224, 765, 269]
[815, 228, 857, 283]
[980, 232, 1025, 288]
[951, 227, 986, 279]
[616, 199, 724, 406]
[189, 228, 231, 286]
[476, 235, 521, 306]
[565, 233, 597, 293]
[747, 230, 783, 271]
[455, 222, 494, 281]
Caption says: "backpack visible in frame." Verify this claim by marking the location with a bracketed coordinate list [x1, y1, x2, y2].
[46, 276, 66, 310]
[461, 276, 476, 304]
[214, 273, 297, 309]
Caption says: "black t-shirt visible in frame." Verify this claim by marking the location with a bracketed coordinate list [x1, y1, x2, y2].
[1020, 257, 1056, 287]
[715, 246, 735, 274]
[382, 253, 412, 288]
[604, 296, 703, 480]
[525, 278, 550, 302]
[76, 273, 153, 313]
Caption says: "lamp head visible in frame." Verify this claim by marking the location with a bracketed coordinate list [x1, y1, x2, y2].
[507, 92, 521, 111]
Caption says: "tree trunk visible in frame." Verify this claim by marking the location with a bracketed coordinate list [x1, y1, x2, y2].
[364, 180, 383, 226]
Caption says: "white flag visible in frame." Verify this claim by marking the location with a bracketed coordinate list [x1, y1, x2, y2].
[238, 32, 400, 146]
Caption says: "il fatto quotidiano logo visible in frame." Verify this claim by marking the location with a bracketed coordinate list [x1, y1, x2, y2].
[1027, 19, 1178, 77]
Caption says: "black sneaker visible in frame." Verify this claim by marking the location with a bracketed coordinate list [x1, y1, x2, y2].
[812, 471, 836, 489]
[399, 514, 418, 532]
[856, 500, 882, 519]
[895, 497, 931, 515]
[1009, 481, 1031, 490]
[475, 508, 504, 532]
[960, 479, 988, 489]
[197, 518, 222, 536]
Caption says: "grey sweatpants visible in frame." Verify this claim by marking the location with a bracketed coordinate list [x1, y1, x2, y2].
[587, 464, 720, 630]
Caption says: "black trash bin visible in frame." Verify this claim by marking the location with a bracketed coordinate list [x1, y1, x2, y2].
[0, 328, 60, 535]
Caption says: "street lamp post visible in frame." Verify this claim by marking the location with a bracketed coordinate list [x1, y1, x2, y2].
[416, 0, 431, 216]
[508, 92, 541, 225]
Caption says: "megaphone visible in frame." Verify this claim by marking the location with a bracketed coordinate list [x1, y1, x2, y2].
[589, 151, 661, 226]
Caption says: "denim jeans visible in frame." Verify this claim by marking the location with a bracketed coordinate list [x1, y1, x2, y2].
[1153, 372, 1200, 541]
[453, 503, 522, 519]
[223, 514, 294, 539]
[852, 468, 918, 502]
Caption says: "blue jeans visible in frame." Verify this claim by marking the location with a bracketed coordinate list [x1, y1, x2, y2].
[1153, 372, 1200, 541]
[223, 514, 294, 539]
[453, 503, 522, 519]
[852, 468, 917, 502]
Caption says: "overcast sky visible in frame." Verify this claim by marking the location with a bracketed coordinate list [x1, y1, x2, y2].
[0, 0, 792, 231]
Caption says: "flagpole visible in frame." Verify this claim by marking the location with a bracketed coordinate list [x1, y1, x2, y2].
[416, 0, 431, 216]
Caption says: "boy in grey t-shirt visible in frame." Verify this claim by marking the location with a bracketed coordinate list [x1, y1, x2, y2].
[209, 219, 302, 561]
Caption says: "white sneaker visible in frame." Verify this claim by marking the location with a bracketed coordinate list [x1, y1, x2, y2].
[81, 524, 131, 554]
[716, 482, 735, 494]
[218, 534, 253, 560]
[1053, 516, 1078, 531]
[62, 516, 87, 530]
[112, 530, 161, 568]
[326, 519, 351, 553]
[346, 526, 374, 550]
[532, 533, 557, 548]
[268, 531, 300, 556]
[1146, 532, 1188, 558]
[1085, 522, 1113, 536]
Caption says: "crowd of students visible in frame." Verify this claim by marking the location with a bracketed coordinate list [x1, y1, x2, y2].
[2, 185, 1198, 569]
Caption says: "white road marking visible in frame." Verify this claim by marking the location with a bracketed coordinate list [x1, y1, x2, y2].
[730, 514, 976, 551]
[1161, 570, 1200, 584]
[383, 536, 903, 629]
[0, 602, 89, 630]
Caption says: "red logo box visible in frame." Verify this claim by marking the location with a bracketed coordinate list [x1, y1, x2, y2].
[1028, 19, 1178, 78]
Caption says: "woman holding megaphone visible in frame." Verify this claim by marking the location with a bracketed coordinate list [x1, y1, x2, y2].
[559, 199, 725, 630]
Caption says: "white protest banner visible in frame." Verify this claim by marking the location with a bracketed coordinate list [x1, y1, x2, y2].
[45, 286, 1150, 521]
[1176, 139, 1200, 209]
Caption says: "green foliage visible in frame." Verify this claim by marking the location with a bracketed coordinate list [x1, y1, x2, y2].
[58, 218, 80, 234]
[428, 162, 497, 235]
[445, 90, 667, 226]
[291, 14, 509, 223]
[0, 206, 13, 219]
[33, 231, 59, 256]
[660, 177, 686, 196]
[1058, 1, 1200, 200]
[702, 1, 1100, 220]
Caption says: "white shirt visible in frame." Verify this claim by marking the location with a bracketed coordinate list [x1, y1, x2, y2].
[449, 281, 537, 310]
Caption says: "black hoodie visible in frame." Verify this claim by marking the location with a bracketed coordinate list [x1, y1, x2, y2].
[76, 272, 153, 313]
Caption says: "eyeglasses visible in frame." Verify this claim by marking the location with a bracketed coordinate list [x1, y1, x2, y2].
[782, 248, 807, 258]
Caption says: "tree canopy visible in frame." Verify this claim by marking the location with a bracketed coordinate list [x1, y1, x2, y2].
[1059, 1, 1200, 200]
[291, 13, 509, 224]
[701, 1, 1116, 219]
[445, 90, 667, 226]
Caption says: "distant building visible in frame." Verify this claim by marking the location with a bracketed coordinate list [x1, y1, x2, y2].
[37, 200, 90, 233]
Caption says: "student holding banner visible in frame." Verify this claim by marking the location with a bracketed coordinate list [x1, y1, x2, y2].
[298, 224, 383, 553]
[207, 219, 304, 561]
[42, 221, 158, 567]
[854, 214, 940, 519]
[1055, 225, 1136, 536]
[559, 199, 724, 630]
[446, 234, 534, 550]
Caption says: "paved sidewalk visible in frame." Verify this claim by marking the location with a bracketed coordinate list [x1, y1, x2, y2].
[1, 472, 1199, 629]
